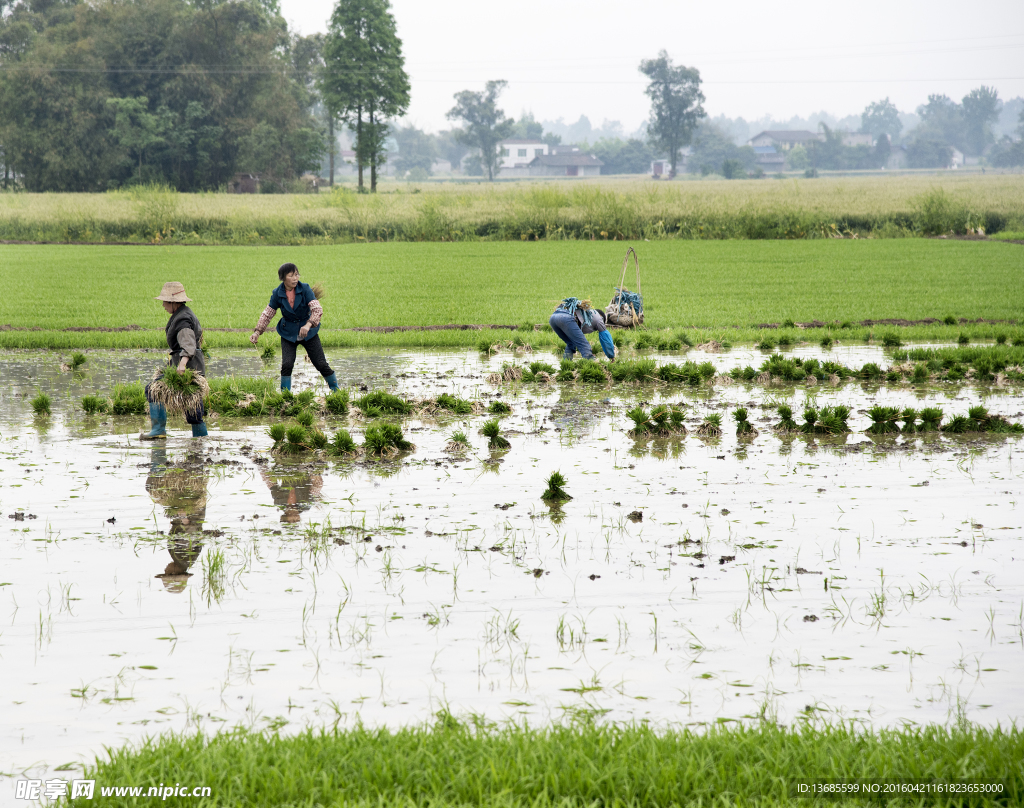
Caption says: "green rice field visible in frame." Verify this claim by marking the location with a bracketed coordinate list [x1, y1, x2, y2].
[1, 174, 1022, 245]
[1, 240, 1021, 351]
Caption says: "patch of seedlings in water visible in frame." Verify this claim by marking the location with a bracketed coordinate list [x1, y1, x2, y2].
[773, 404, 799, 433]
[111, 382, 147, 415]
[944, 405, 1024, 435]
[919, 407, 944, 432]
[733, 408, 757, 436]
[881, 332, 902, 348]
[696, 413, 723, 437]
[481, 418, 511, 450]
[820, 334, 834, 349]
[325, 390, 350, 415]
[488, 363, 524, 384]
[445, 430, 471, 453]
[295, 409, 316, 428]
[520, 361, 556, 383]
[633, 331, 684, 351]
[900, 408, 919, 434]
[70, 352, 87, 370]
[327, 429, 359, 457]
[488, 400, 512, 415]
[866, 406, 902, 435]
[363, 422, 414, 457]
[259, 344, 276, 362]
[430, 394, 475, 416]
[355, 390, 413, 418]
[81, 395, 109, 415]
[626, 404, 686, 437]
[801, 406, 851, 435]
[540, 471, 571, 503]
[958, 333, 970, 345]
[31, 391, 51, 416]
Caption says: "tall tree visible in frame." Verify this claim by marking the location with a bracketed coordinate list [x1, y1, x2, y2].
[446, 80, 514, 181]
[106, 97, 168, 184]
[917, 94, 966, 152]
[322, 0, 410, 192]
[860, 98, 902, 141]
[961, 85, 1000, 156]
[639, 51, 705, 178]
[392, 124, 436, 176]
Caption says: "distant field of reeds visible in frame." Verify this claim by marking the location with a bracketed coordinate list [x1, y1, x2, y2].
[1, 174, 1022, 244]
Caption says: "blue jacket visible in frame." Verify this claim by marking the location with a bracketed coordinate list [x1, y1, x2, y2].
[269, 282, 319, 343]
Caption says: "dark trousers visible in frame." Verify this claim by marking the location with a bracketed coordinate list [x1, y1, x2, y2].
[281, 334, 334, 378]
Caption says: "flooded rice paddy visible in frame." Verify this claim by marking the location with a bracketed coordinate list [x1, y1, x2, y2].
[1, 344, 1022, 780]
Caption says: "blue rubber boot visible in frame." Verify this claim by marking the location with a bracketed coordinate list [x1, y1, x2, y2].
[324, 372, 339, 392]
[280, 376, 292, 391]
[191, 422, 208, 438]
[140, 402, 167, 440]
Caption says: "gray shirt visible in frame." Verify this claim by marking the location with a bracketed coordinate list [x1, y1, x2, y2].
[575, 308, 608, 335]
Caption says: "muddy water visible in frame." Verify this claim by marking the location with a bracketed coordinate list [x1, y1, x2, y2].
[1, 346, 1022, 782]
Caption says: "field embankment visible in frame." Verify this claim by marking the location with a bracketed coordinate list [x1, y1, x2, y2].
[1, 174, 1022, 245]
[2, 240, 1021, 349]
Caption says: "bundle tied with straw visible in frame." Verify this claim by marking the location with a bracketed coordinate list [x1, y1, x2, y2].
[148, 367, 210, 416]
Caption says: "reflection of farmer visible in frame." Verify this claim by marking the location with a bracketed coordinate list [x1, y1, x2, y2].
[142, 282, 208, 439]
[260, 467, 323, 524]
[549, 298, 616, 361]
[146, 447, 207, 592]
[249, 263, 339, 394]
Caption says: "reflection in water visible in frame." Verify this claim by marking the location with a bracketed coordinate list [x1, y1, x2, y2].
[145, 447, 207, 592]
[260, 466, 323, 524]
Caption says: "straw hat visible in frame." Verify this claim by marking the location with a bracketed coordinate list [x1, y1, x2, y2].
[154, 282, 192, 302]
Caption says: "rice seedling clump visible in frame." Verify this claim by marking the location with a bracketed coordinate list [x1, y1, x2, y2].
[919, 407, 944, 431]
[866, 406, 902, 435]
[31, 391, 51, 415]
[81, 395, 109, 415]
[69, 352, 87, 370]
[325, 390, 349, 415]
[900, 408, 919, 433]
[733, 408, 757, 436]
[626, 404, 686, 437]
[696, 413, 723, 437]
[541, 471, 571, 502]
[355, 391, 413, 417]
[445, 430, 471, 453]
[260, 345, 276, 362]
[363, 422, 413, 456]
[268, 423, 287, 444]
[435, 393, 474, 415]
[112, 382, 147, 415]
[327, 429, 358, 456]
[295, 409, 316, 428]
[774, 404, 799, 432]
[488, 401, 512, 415]
[481, 419, 511, 450]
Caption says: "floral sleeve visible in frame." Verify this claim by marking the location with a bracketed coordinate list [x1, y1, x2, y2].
[308, 299, 323, 326]
[254, 306, 276, 335]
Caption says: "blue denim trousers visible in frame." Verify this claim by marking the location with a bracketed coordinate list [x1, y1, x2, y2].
[549, 310, 594, 359]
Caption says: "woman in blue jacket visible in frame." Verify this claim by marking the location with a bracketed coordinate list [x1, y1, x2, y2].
[550, 298, 616, 361]
[250, 263, 339, 392]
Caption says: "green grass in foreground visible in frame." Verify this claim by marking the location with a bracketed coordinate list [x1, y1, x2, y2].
[71, 722, 1022, 807]
[2, 241, 1022, 339]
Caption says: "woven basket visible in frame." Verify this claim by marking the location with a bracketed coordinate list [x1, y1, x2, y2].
[605, 247, 644, 327]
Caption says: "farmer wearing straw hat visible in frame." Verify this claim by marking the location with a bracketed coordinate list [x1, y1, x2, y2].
[249, 263, 339, 393]
[550, 298, 616, 361]
[141, 282, 208, 440]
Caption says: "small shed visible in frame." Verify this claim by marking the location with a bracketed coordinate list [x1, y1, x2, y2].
[228, 173, 259, 193]
[528, 153, 604, 177]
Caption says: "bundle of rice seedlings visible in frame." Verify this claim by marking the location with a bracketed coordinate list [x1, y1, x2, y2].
[911, 364, 929, 384]
[277, 425, 311, 455]
[900, 408, 919, 433]
[481, 418, 511, 450]
[112, 382, 147, 415]
[540, 471, 571, 502]
[626, 406, 651, 435]
[656, 335, 682, 351]
[327, 429, 358, 456]
[487, 363, 524, 385]
[820, 335, 834, 349]
[859, 362, 884, 380]
[958, 333, 970, 345]
[696, 413, 723, 437]
[81, 395, 109, 415]
[800, 408, 819, 434]
[148, 367, 211, 415]
[576, 361, 610, 384]
[307, 428, 329, 451]
[478, 338, 500, 355]
[757, 336, 777, 351]
[627, 404, 686, 437]
[445, 430, 471, 453]
[919, 407, 943, 431]
[942, 415, 971, 434]
[325, 389, 349, 415]
[363, 422, 414, 457]
[881, 332, 902, 348]
[733, 408, 758, 436]
[295, 409, 316, 428]
[776, 333, 794, 348]
[260, 345, 276, 362]
[529, 361, 556, 376]
[355, 390, 412, 417]
[815, 405, 852, 435]
[488, 400, 512, 415]
[674, 331, 695, 348]
[554, 360, 577, 383]
[696, 340, 722, 353]
[633, 333, 656, 351]
[774, 404, 799, 433]
[268, 423, 287, 444]
[31, 392, 51, 415]
[70, 353, 87, 370]
[509, 333, 532, 351]
[866, 405, 902, 435]
[943, 314, 958, 325]
[434, 393, 474, 415]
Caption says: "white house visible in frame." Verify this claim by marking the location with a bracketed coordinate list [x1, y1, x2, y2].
[528, 153, 603, 177]
[747, 130, 823, 150]
[497, 139, 549, 177]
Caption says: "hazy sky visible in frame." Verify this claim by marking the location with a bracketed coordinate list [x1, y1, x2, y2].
[280, 0, 1024, 132]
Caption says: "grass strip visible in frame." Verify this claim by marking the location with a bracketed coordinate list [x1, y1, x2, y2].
[72, 722, 1023, 807]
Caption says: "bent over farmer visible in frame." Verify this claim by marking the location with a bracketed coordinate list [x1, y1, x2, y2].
[142, 282, 208, 439]
[550, 298, 616, 361]
[250, 263, 339, 393]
